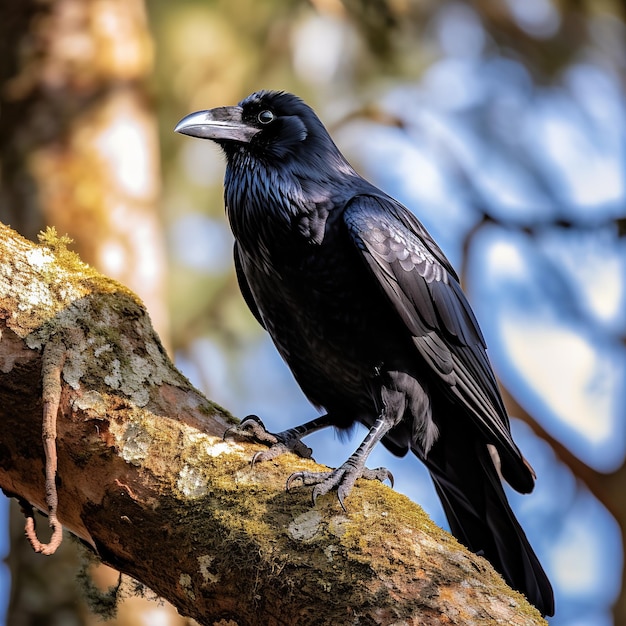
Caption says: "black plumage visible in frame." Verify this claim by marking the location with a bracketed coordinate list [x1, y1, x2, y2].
[175, 90, 554, 616]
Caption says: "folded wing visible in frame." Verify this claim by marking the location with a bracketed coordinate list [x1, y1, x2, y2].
[343, 193, 534, 494]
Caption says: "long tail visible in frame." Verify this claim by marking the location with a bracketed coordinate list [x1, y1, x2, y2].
[419, 436, 555, 617]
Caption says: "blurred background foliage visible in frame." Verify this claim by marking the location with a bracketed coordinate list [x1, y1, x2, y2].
[1, 0, 625, 625]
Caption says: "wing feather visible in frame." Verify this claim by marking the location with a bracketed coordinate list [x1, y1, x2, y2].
[234, 241, 266, 329]
[343, 194, 533, 493]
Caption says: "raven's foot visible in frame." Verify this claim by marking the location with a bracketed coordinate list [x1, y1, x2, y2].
[224, 414, 314, 463]
[286, 464, 394, 511]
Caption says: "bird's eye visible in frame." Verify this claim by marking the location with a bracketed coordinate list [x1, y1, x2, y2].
[257, 110, 274, 124]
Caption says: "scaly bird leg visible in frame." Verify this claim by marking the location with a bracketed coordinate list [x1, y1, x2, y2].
[286, 414, 395, 511]
[224, 413, 335, 463]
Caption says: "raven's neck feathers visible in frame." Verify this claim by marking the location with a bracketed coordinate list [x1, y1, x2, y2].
[223, 141, 366, 251]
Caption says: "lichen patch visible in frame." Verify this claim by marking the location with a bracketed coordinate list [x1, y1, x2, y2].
[288, 510, 323, 542]
[119, 423, 151, 465]
[198, 555, 220, 585]
[177, 464, 209, 498]
[178, 573, 196, 600]
[26, 246, 55, 270]
[205, 439, 243, 458]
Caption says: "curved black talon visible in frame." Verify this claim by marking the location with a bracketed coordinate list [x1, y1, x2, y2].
[223, 415, 279, 446]
[362, 467, 395, 489]
[285, 464, 394, 511]
[285, 472, 301, 493]
[251, 443, 291, 467]
[251, 449, 265, 468]
[223, 414, 264, 440]
[286, 470, 332, 493]
[224, 414, 321, 470]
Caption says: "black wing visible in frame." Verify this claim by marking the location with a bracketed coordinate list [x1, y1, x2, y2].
[234, 241, 266, 329]
[343, 193, 534, 493]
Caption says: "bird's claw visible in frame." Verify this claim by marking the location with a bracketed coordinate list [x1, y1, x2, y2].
[362, 467, 394, 489]
[224, 415, 313, 465]
[223, 415, 279, 446]
[286, 465, 394, 511]
[251, 443, 291, 466]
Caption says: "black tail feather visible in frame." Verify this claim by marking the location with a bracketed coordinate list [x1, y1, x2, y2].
[421, 439, 555, 617]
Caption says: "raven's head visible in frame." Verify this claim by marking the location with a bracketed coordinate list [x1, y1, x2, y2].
[175, 90, 341, 162]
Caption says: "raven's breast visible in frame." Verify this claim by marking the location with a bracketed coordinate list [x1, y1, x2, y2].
[241, 235, 409, 422]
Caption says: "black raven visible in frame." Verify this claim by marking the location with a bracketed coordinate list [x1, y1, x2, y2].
[175, 90, 554, 616]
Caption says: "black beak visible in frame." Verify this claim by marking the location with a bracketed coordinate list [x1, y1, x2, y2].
[174, 106, 259, 143]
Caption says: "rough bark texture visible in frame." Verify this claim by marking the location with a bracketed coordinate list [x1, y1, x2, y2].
[0, 222, 546, 625]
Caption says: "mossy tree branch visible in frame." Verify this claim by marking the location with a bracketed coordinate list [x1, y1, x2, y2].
[0, 222, 546, 625]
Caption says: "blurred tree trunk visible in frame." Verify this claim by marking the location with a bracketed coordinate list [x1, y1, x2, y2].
[0, 0, 167, 337]
[0, 0, 178, 624]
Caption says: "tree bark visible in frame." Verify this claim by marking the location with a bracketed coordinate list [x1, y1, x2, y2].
[0, 222, 546, 625]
